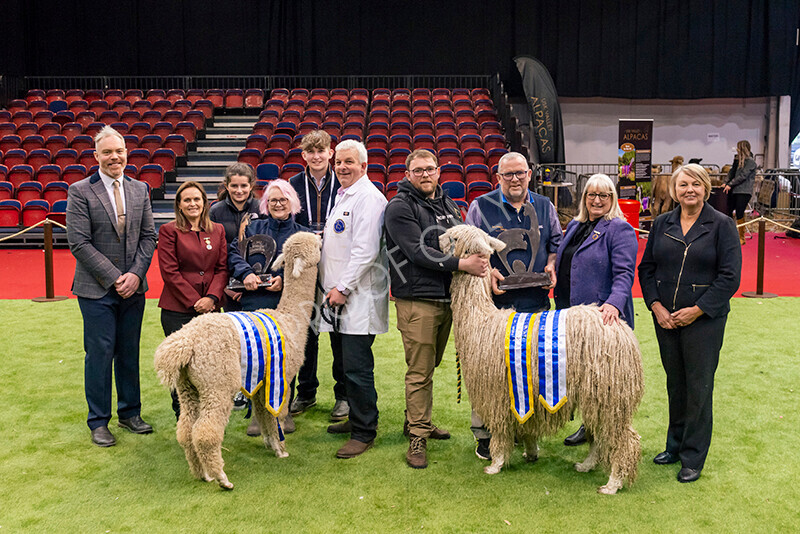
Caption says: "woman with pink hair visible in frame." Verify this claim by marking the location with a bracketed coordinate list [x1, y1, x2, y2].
[227, 179, 306, 312]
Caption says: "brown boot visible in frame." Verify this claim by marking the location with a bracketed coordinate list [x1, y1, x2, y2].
[336, 438, 373, 459]
[406, 436, 428, 469]
[737, 218, 746, 245]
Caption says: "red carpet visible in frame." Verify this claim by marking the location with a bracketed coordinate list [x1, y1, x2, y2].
[2, 233, 799, 299]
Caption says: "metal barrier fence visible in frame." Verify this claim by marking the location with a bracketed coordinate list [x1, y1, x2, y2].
[20, 74, 496, 93]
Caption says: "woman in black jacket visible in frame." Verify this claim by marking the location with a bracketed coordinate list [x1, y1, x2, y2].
[638, 163, 741, 484]
[723, 140, 756, 245]
[209, 162, 260, 310]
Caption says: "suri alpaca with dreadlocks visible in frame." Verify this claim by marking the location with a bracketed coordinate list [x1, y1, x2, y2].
[440, 225, 644, 494]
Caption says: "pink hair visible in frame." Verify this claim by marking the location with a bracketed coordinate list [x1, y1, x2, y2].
[260, 179, 301, 216]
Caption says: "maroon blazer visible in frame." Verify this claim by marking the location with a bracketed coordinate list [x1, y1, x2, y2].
[157, 221, 228, 313]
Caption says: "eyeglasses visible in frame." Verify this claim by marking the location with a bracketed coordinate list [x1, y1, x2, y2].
[498, 171, 528, 181]
[410, 167, 438, 177]
[586, 192, 612, 200]
[268, 198, 289, 206]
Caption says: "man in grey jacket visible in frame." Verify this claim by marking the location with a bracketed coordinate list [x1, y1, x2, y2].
[66, 125, 157, 447]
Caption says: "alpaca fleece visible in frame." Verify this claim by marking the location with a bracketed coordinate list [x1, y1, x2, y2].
[154, 232, 321, 490]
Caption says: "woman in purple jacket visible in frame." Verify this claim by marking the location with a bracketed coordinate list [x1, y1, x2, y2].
[554, 173, 639, 446]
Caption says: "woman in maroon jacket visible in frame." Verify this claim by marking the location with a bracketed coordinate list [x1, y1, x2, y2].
[158, 180, 228, 418]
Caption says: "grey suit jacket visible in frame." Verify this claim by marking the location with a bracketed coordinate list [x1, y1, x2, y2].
[66, 173, 157, 298]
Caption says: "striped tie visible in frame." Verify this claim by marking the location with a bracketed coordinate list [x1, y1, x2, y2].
[112, 179, 125, 234]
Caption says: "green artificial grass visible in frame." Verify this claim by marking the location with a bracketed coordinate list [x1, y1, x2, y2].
[0, 298, 797, 532]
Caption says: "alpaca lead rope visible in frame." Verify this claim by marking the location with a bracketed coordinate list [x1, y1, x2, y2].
[455, 351, 462, 404]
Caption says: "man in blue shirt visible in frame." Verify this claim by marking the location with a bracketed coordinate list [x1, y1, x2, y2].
[464, 151, 561, 459]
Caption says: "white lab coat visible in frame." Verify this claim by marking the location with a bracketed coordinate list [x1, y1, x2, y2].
[319, 175, 389, 335]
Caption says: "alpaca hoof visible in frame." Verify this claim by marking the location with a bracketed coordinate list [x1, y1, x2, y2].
[484, 465, 501, 475]
[219, 480, 234, 491]
[575, 462, 592, 473]
[275, 450, 289, 459]
[597, 484, 618, 495]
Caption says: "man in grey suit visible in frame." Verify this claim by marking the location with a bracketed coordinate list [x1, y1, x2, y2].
[67, 125, 157, 447]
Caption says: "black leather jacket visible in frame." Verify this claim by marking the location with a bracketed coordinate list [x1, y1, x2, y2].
[639, 202, 741, 318]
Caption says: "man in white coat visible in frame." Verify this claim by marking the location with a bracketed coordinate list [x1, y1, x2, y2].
[319, 139, 389, 458]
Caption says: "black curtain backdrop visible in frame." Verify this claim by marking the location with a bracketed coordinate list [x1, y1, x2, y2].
[2, 0, 798, 134]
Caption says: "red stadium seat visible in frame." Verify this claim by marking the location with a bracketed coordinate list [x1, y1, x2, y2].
[385, 180, 400, 200]
[70, 135, 93, 154]
[205, 89, 225, 108]
[0, 199, 22, 227]
[140, 135, 163, 154]
[262, 148, 286, 166]
[152, 99, 172, 115]
[224, 89, 244, 109]
[184, 110, 205, 131]
[280, 163, 304, 181]
[238, 149, 262, 169]
[44, 135, 68, 154]
[37, 165, 62, 186]
[467, 180, 492, 204]
[286, 148, 304, 165]
[54, 149, 79, 170]
[194, 99, 214, 119]
[43, 181, 69, 204]
[62, 164, 87, 185]
[437, 148, 461, 166]
[439, 163, 464, 184]
[3, 148, 27, 168]
[174, 122, 197, 143]
[389, 148, 411, 167]
[26, 149, 51, 172]
[246, 134, 269, 153]
[138, 164, 164, 191]
[487, 148, 508, 169]
[22, 199, 50, 226]
[367, 164, 387, 184]
[39, 122, 61, 139]
[16, 181, 43, 204]
[151, 148, 176, 172]
[166, 89, 185, 104]
[163, 135, 187, 157]
[0, 135, 21, 153]
[245, 89, 264, 109]
[412, 134, 435, 152]
[34, 111, 54, 126]
[127, 149, 151, 170]
[0, 181, 12, 201]
[465, 164, 491, 185]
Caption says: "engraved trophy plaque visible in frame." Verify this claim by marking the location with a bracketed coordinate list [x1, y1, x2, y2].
[226, 234, 276, 290]
[496, 202, 552, 290]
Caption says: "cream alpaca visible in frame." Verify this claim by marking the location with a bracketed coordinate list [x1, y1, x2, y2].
[154, 232, 321, 490]
[440, 225, 644, 494]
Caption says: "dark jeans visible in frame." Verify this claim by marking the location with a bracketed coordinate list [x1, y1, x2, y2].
[160, 308, 200, 419]
[291, 327, 321, 402]
[330, 332, 377, 443]
[730, 193, 750, 220]
[653, 313, 727, 470]
[78, 290, 145, 430]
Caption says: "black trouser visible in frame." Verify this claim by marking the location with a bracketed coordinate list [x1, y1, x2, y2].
[291, 327, 320, 402]
[730, 193, 750, 220]
[79, 290, 145, 430]
[330, 332, 377, 443]
[160, 309, 200, 419]
[653, 313, 727, 470]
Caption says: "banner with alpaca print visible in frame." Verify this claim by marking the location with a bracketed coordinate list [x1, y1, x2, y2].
[227, 311, 288, 417]
[504, 310, 568, 421]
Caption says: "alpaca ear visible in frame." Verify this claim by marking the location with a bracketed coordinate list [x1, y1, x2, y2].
[488, 236, 506, 252]
[439, 233, 455, 255]
[292, 257, 306, 278]
[273, 253, 285, 270]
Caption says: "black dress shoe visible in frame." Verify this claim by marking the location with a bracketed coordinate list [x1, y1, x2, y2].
[653, 451, 680, 465]
[118, 415, 153, 434]
[290, 396, 317, 415]
[91, 426, 116, 447]
[563, 425, 587, 446]
[677, 467, 701, 483]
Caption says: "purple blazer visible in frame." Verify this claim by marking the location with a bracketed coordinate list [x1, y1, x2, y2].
[554, 217, 638, 328]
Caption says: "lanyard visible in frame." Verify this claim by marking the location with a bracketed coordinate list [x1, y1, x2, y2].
[304, 170, 336, 225]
